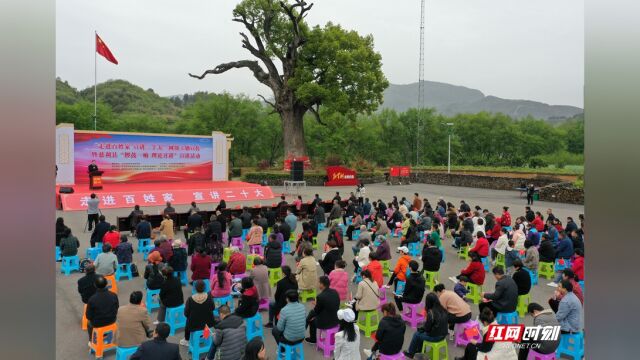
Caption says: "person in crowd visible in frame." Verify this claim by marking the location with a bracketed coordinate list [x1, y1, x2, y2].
[305, 276, 340, 344]
[296, 247, 318, 292]
[246, 219, 263, 246]
[78, 263, 98, 304]
[130, 322, 181, 360]
[205, 214, 223, 247]
[227, 246, 246, 275]
[479, 266, 519, 316]
[329, 260, 350, 302]
[56, 217, 70, 248]
[346, 210, 364, 240]
[91, 215, 111, 248]
[504, 240, 520, 275]
[157, 236, 174, 263]
[235, 276, 260, 319]
[206, 304, 247, 360]
[136, 215, 152, 242]
[469, 231, 489, 258]
[548, 269, 584, 311]
[116, 291, 153, 348]
[264, 234, 283, 269]
[455, 307, 518, 360]
[190, 246, 212, 282]
[554, 280, 583, 334]
[334, 308, 360, 360]
[320, 240, 342, 275]
[433, 283, 472, 330]
[181, 280, 215, 346]
[363, 252, 384, 287]
[163, 202, 176, 216]
[512, 259, 532, 296]
[354, 269, 380, 318]
[215, 199, 227, 213]
[555, 231, 574, 264]
[532, 212, 545, 232]
[157, 267, 184, 323]
[374, 217, 391, 239]
[388, 246, 412, 293]
[421, 237, 442, 273]
[403, 293, 449, 359]
[266, 266, 299, 328]
[60, 227, 80, 257]
[538, 234, 556, 263]
[144, 251, 165, 290]
[186, 210, 203, 240]
[512, 225, 526, 250]
[457, 251, 485, 285]
[243, 337, 267, 360]
[523, 239, 539, 272]
[572, 248, 584, 281]
[313, 203, 326, 228]
[228, 213, 243, 240]
[353, 237, 371, 274]
[115, 234, 133, 265]
[373, 234, 392, 261]
[211, 262, 232, 298]
[94, 243, 118, 276]
[328, 200, 342, 227]
[285, 208, 298, 234]
[395, 260, 425, 311]
[454, 276, 470, 300]
[272, 290, 306, 345]
[85, 192, 101, 232]
[158, 214, 175, 240]
[86, 276, 119, 340]
[168, 239, 187, 273]
[364, 303, 406, 360]
[250, 257, 271, 304]
[492, 227, 509, 261]
[518, 303, 561, 360]
[239, 207, 253, 231]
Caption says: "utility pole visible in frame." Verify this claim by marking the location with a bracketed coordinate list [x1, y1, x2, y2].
[416, 0, 426, 166]
[442, 122, 454, 173]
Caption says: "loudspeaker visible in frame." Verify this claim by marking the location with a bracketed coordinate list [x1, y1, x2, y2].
[59, 186, 74, 194]
[291, 161, 304, 181]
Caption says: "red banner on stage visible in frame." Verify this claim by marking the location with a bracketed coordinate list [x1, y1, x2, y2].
[283, 156, 311, 170]
[390, 166, 411, 177]
[325, 166, 359, 186]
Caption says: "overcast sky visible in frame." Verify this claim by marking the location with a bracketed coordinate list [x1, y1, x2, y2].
[56, 0, 584, 107]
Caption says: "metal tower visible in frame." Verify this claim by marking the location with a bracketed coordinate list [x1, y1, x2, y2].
[416, 0, 426, 165]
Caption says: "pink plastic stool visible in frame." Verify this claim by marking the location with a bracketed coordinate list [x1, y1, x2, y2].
[249, 244, 263, 256]
[258, 298, 269, 311]
[401, 302, 425, 329]
[208, 263, 220, 283]
[380, 353, 405, 360]
[231, 237, 243, 250]
[454, 320, 482, 347]
[527, 349, 556, 360]
[316, 325, 340, 358]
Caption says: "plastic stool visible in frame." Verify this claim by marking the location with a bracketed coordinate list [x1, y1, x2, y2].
[466, 283, 483, 304]
[191, 279, 211, 294]
[85, 247, 101, 261]
[242, 228, 249, 239]
[213, 294, 235, 316]
[247, 254, 258, 271]
[223, 247, 231, 262]
[233, 272, 247, 282]
[316, 325, 339, 358]
[137, 238, 150, 252]
[495, 253, 506, 269]
[277, 341, 304, 360]
[401, 302, 425, 329]
[165, 304, 186, 336]
[300, 288, 317, 302]
[380, 353, 405, 360]
[496, 311, 519, 325]
[89, 323, 118, 358]
[140, 245, 154, 261]
[258, 297, 269, 311]
[244, 312, 264, 340]
[249, 244, 263, 256]
[231, 236, 243, 250]
[458, 245, 470, 260]
[311, 237, 318, 250]
[408, 242, 421, 257]
[352, 229, 361, 240]
[378, 287, 388, 309]
[55, 246, 61, 261]
[318, 223, 326, 231]
[395, 280, 406, 296]
[526, 267, 539, 286]
[115, 263, 133, 281]
[145, 288, 161, 313]
[527, 349, 556, 360]
[188, 330, 213, 360]
[174, 270, 188, 286]
[262, 234, 268, 246]
[556, 332, 584, 360]
[105, 274, 118, 294]
[555, 259, 572, 272]
[440, 247, 446, 263]
[380, 260, 391, 277]
[424, 270, 439, 290]
[269, 267, 283, 287]
[421, 338, 449, 360]
[82, 304, 88, 330]
[481, 256, 490, 272]
[454, 320, 482, 347]
[282, 240, 291, 253]
[115, 346, 138, 360]
[579, 280, 584, 292]
[356, 309, 380, 337]
[517, 293, 531, 317]
[538, 262, 555, 279]
[61, 255, 80, 275]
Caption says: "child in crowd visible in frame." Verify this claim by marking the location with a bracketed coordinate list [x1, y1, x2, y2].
[504, 240, 520, 275]
[454, 276, 470, 299]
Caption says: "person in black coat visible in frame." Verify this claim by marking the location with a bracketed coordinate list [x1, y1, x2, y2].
[264, 234, 283, 269]
[91, 215, 111, 247]
[136, 217, 152, 240]
[265, 208, 277, 228]
[205, 215, 222, 243]
[157, 267, 185, 322]
[265, 266, 298, 327]
[538, 234, 556, 263]
[86, 275, 119, 340]
[319, 240, 342, 275]
[278, 221, 291, 243]
[168, 242, 188, 272]
[186, 211, 203, 238]
[421, 238, 443, 272]
[512, 260, 532, 296]
[234, 277, 260, 319]
[404, 293, 449, 358]
[131, 323, 181, 360]
[305, 276, 340, 343]
[370, 303, 406, 357]
[183, 280, 215, 343]
[479, 266, 519, 316]
[77, 263, 98, 304]
[395, 261, 425, 311]
[239, 207, 253, 230]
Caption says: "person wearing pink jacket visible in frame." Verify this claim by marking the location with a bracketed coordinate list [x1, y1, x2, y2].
[246, 219, 264, 246]
[329, 260, 350, 301]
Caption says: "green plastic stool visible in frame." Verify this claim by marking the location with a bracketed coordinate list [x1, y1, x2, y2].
[424, 270, 439, 290]
[311, 237, 318, 250]
[268, 267, 283, 287]
[466, 283, 483, 304]
[246, 254, 258, 272]
[538, 261, 554, 280]
[458, 246, 470, 260]
[517, 293, 531, 318]
[380, 260, 391, 278]
[299, 288, 317, 302]
[223, 248, 231, 263]
[421, 338, 449, 360]
[495, 253, 505, 269]
[356, 309, 380, 337]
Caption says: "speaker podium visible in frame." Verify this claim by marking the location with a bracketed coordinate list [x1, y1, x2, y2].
[89, 171, 104, 190]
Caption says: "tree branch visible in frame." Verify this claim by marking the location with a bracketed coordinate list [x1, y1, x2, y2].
[189, 60, 271, 88]
[308, 105, 326, 126]
[257, 94, 278, 114]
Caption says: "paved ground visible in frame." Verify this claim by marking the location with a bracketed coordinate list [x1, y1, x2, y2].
[56, 182, 584, 359]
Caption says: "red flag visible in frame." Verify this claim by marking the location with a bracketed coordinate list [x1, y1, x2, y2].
[203, 324, 211, 339]
[96, 34, 118, 64]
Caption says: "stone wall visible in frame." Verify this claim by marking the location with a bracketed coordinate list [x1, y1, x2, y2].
[409, 172, 562, 191]
[538, 182, 584, 205]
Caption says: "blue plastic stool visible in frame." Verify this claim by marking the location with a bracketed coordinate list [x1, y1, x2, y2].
[61, 255, 80, 275]
[555, 258, 572, 272]
[355, 268, 362, 284]
[245, 312, 264, 340]
[318, 223, 326, 231]
[140, 245, 154, 261]
[145, 288, 161, 314]
[192, 279, 211, 294]
[165, 304, 186, 336]
[579, 280, 584, 292]
[556, 332, 584, 359]
[395, 280, 406, 296]
[115, 263, 134, 281]
[137, 238, 150, 252]
[408, 242, 421, 257]
[277, 341, 304, 360]
[352, 229, 361, 240]
[496, 311, 519, 325]
[213, 295, 234, 316]
[55, 246, 61, 261]
[481, 256, 490, 272]
[282, 240, 291, 253]
[189, 330, 213, 360]
[242, 228, 249, 239]
[115, 346, 138, 360]
[173, 271, 188, 286]
[86, 247, 101, 261]
[525, 268, 539, 286]
[439, 247, 446, 263]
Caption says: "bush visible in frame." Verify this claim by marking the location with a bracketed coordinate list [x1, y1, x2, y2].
[257, 160, 270, 170]
[529, 157, 548, 168]
[325, 154, 342, 166]
[231, 168, 241, 177]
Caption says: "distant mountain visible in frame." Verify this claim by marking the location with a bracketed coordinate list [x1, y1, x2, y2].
[382, 81, 583, 122]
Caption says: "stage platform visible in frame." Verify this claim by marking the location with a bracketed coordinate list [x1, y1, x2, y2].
[56, 181, 274, 211]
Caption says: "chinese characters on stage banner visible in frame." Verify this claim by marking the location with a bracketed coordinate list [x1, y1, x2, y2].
[74, 132, 214, 183]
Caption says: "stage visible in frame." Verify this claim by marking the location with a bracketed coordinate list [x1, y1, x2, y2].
[56, 181, 275, 211]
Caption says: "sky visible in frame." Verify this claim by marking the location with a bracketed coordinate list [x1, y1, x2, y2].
[56, 0, 584, 107]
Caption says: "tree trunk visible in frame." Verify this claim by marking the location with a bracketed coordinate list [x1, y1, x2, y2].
[281, 107, 306, 158]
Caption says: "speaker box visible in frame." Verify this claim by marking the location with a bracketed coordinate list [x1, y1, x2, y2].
[59, 186, 74, 194]
[291, 161, 304, 181]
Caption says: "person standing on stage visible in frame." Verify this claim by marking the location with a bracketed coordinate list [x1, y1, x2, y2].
[88, 160, 99, 174]
[87, 193, 100, 231]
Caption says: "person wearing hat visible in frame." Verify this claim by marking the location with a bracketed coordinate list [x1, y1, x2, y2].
[387, 246, 412, 293]
[144, 251, 165, 290]
[168, 239, 187, 274]
[334, 308, 360, 360]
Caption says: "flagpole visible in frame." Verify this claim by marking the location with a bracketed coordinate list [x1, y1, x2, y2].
[94, 30, 97, 131]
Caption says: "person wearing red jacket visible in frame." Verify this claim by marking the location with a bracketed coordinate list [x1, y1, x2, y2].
[364, 252, 384, 287]
[227, 247, 247, 275]
[458, 252, 486, 285]
[501, 207, 512, 227]
[571, 249, 584, 280]
[190, 247, 211, 281]
[470, 233, 489, 258]
[532, 213, 545, 232]
[102, 225, 120, 249]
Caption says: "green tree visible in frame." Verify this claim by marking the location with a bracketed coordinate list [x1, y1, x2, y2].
[189, 0, 388, 157]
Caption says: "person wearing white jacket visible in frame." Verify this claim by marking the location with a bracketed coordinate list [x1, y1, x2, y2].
[492, 228, 509, 261]
[334, 308, 361, 360]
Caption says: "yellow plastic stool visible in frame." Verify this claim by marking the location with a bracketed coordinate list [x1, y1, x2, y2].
[424, 270, 439, 290]
[495, 253, 506, 269]
[246, 254, 258, 272]
[421, 338, 449, 360]
[517, 293, 531, 317]
[380, 260, 391, 278]
[311, 237, 318, 250]
[466, 283, 483, 304]
[268, 267, 283, 287]
[300, 288, 317, 302]
[223, 248, 231, 263]
[458, 246, 470, 260]
[356, 309, 380, 337]
[538, 261, 554, 280]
